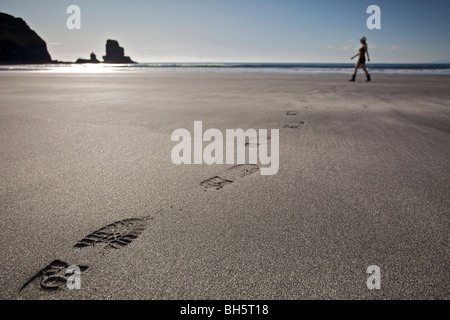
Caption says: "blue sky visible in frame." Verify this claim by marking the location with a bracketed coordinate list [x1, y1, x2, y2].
[1, 0, 449, 63]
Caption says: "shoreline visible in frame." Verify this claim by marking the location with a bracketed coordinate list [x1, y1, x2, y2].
[1, 62, 450, 76]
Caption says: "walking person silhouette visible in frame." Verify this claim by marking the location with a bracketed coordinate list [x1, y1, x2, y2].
[349, 36, 371, 82]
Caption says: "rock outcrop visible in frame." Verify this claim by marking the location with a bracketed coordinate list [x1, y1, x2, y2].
[102, 39, 136, 64]
[0, 12, 52, 64]
[76, 52, 100, 64]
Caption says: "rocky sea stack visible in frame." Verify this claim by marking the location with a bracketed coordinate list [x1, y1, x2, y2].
[0, 12, 53, 64]
[103, 39, 136, 64]
[76, 52, 100, 64]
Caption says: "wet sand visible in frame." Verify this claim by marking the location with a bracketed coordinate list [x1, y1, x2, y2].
[0, 72, 448, 299]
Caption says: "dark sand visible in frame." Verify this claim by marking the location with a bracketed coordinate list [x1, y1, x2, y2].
[0, 72, 448, 299]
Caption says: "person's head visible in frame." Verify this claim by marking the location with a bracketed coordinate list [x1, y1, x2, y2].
[360, 36, 367, 45]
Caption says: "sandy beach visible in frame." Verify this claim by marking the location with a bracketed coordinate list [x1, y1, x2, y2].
[0, 72, 448, 300]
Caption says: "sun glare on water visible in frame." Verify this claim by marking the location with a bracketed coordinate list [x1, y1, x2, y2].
[46, 64, 118, 73]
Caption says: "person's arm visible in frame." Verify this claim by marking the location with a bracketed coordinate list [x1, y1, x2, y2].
[366, 49, 370, 62]
[351, 53, 359, 60]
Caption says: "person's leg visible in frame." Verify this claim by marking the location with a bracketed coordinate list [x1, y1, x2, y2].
[361, 64, 368, 76]
[350, 61, 360, 81]
[353, 61, 360, 75]
[362, 64, 371, 81]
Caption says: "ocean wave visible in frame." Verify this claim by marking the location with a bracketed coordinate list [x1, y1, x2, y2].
[1, 63, 450, 75]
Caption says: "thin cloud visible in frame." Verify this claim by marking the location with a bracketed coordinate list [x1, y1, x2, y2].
[325, 41, 355, 51]
[370, 45, 401, 51]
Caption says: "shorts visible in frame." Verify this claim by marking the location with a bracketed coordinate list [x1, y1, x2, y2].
[359, 57, 366, 64]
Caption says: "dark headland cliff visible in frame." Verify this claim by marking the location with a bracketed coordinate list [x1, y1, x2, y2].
[0, 12, 137, 64]
[0, 12, 53, 64]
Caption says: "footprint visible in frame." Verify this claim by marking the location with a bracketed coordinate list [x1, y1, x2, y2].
[246, 137, 270, 146]
[283, 121, 305, 129]
[201, 176, 233, 190]
[74, 217, 150, 249]
[245, 141, 260, 147]
[20, 259, 88, 292]
[226, 164, 260, 179]
[201, 164, 259, 191]
[286, 110, 298, 116]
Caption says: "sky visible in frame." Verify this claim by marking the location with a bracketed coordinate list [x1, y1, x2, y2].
[1, 0, 450, 63]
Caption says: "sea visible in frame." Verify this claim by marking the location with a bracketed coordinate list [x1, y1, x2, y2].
[1, 62, 450, 75]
